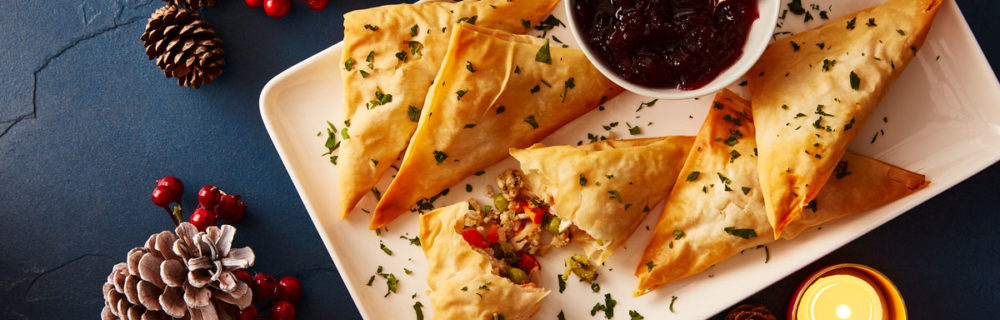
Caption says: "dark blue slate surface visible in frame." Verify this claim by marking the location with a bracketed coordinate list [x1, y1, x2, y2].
[0, 1, 996, 319]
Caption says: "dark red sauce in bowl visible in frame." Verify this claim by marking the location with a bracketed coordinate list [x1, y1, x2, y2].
[573, 0, 759, 90]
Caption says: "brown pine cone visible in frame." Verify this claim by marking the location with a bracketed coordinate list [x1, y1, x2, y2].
[164, 0, 221, 11]
[140, 5, 225, 89]
[725, 304, 777, 320]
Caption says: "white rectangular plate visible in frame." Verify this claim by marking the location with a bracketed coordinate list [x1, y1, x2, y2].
[260, 1, 1000, 318]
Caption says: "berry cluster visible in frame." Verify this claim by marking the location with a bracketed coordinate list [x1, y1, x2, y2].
[150, 176, 247, 231]
[235, 270, 303, 320]
[245, 0, 329, 18]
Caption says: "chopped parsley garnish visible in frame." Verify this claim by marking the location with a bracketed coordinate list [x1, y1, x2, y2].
[629, 310, 645, 320]
[365, 50, 375, 69]
[456, 15, 477, 25]
[530, 85, 541, 94]
[340, 127, 349, 140]
[846, 17, 856, 30]
[321, 121, 342, 165]
[364, 24, 379, 31]
[413, 302, 424, 320]
[359, 70, 369, 78]
[835, 161, 853, 179]
[557, 274, 567, 293]
[367, 87, 392, 109]
[723, 129, 743, 146]
[796, 113, 807, 118]
[456, 90, 467, 100]
[790, 41, 800, 51]
[850, 71, 861, 90]
[815, 105, 834, 117]
[496, 105, 505, 114]
[646, 261, 655, 271]
[408, 105, 420, 122]
[380, 242, 393, 255]
[866, 18, 877, 27]
[713, 102, 724, 110]
[686, 171, 700, 181]
[627, 122, 641, 135]
[558, 311, 566, 320]
[524, 115, 539, 129]
[672, 230, 685, 240]
[717, 172, 732, 186]
[724, 227, 758, 239]
[669, 296, 678, 313]
[521, 19, 531, 29]
[535, 39, 552, 64]
[465, 184, 472, 192]
[636, 99, 658, 112]
[804, 11, 814, 22]
[408, 41, 423, 56]
[534, 15, 565, 37]
[433, 150, 447, 164]
[561, 77, 575, 103]
[404, 268, 412, 275]
[579, 173, 588, 186]
[742, 186, 752, 195]
[463, 123, 476, 129]
[607, 190, 623, 203]
[787, 0, 805, 14]
[466, 61, 476, 73]
[367, 275, 375, 286]
[344, 57, 355, 71]
[897, 29, 906, 36]
[395, 51, 407, 62]
[514, 65, 521, 74]
[590, 294, 617, 318]
[822, 59, 836, 71]
[804, 199, 818, 212]
[591, 282, 601, 293]
[400, 235, 421, 246]
[410, 24, 419, 37]
[730, 149, 741, 163]
[844, 117, 856, 131]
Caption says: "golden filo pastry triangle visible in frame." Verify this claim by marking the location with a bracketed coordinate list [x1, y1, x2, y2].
[633, 90, 927, 297]
[336, 0, 560, 218]
[370, 23, 623, 229]
[748, 0, 942, 237]
[420, 202, 548, 320]
[511, 137, 694, 264]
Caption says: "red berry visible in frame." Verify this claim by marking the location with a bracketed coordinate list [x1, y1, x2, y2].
[305, 0, 328, 11]
[152, 186, 176, 208]
[245, 0, 264, 8]
[215, 194, 247, 223]
[271, 300, 296, 320]
[189, 208, 216, 231]
[264, 0, 290, 18]
[253, 273, 277, 302]
[198, 185, 222, 209]
[156, 176, 184, 202]
[276, 276, 303, 304]
[235, 269, 253, 285]
[237, 304, 258, 320]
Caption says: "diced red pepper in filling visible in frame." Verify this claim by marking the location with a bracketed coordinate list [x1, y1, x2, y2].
[486, 225, 500, 244]
[460, 228, 490, 248]
[528, 206, 546, 225]
[518, 252, 539, 271]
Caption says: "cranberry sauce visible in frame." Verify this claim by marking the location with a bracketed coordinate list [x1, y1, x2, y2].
[574, 0, 758, 90]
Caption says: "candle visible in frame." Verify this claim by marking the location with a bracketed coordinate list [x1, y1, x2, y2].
[790, 264, 905, 320]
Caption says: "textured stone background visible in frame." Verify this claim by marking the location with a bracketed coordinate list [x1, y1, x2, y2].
[0, 0, 996, 319]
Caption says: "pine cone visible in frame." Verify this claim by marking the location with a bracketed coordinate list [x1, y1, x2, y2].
[164, 0, 221, 11]
[725, 304, 777, 320]
[140, 5, 225, 89]
[102, 223, 255, 320]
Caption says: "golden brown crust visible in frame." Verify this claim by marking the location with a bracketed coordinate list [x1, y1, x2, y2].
[337, 0, 559, 218]
[748, 0, 942, 237]
[511, 136, 694, 263]
[419, 203, 548, 320]
[371, 23, 623, 229]
[633, 90, 927, 296]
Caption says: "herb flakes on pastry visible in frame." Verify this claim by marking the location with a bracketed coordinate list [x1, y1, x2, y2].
[633, 89, 927, 296]
[372, 23, 623, 229]
[337, 0, 559, 218]
[748, 0, 943, 237]
[511, 137, 694, 264]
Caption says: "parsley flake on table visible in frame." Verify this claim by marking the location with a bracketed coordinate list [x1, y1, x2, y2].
[535, 39, 552, 64]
